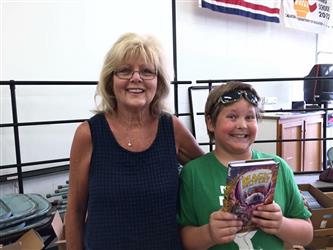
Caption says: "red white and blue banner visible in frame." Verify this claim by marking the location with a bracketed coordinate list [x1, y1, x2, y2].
[199, 0, 332, 33]
[199, 0, 282, 23]
[283, 0, 332, 33]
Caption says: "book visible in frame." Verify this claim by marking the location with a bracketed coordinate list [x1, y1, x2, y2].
[300, 190, 322, 209]
[222, 158, 279, 232]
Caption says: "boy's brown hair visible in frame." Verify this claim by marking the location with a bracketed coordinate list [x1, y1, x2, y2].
[204, 81, 262, 141]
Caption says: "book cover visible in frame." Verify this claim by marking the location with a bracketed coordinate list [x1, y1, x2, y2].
[222, 158, 279, 232]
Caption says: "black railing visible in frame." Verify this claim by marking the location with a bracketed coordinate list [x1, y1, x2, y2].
[179, 76, 333, 171]
[1, 77, 333, 193]
[0, 80, 97, 193]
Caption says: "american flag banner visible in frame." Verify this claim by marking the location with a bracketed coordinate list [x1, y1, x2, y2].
[199, 0, 282, 23]
[283, 0, 332, 33]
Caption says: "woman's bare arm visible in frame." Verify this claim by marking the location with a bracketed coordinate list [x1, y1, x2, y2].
[66, 122, 92, 250]
[173, 116, 204, 165]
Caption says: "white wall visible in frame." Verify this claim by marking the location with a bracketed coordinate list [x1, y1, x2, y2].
[1, 0, 173, 81]
[1, 0, 332, 196]
[175, 0, 332, 154]
[177, 1, 317, 80]
[0, 0, 173, 196]
[175, 0, 322, 114]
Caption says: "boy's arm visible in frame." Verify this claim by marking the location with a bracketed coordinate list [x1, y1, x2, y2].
[275, 217, 313, 246]
[252, 203, 313, 246]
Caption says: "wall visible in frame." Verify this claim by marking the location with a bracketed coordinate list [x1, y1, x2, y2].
[174, 0, 332, 154]
[0, 0, 173, 196]
[1, 0, 332, 196]
[1, 0, 173, 81]
[175, 1, 322, 115]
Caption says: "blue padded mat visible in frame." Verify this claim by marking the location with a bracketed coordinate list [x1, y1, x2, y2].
[0, 193, 37, 229]
[0, 193, 52, 230]
[0, 214, 53, 237]
[0, 199, 12, 222]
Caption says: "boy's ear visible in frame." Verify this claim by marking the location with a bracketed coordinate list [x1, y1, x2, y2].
[206, 115, 214, 133]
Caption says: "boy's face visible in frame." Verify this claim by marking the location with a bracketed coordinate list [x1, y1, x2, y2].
[208, 98, 258, 155]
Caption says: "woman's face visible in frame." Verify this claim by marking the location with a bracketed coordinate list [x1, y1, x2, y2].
[208, 98, 258, 156]
[113, 57, 157, 113]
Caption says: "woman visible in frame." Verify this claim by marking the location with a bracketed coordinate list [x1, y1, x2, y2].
[66, 32, 204, 249]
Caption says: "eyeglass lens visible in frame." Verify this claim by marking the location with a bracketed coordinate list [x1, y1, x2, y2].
[115, 68, 156, 80]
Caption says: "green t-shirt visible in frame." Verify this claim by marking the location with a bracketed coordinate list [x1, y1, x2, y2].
[177, 149, 311, 250]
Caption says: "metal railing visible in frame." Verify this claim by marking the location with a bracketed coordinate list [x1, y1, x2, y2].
[1, 77, 333, 193]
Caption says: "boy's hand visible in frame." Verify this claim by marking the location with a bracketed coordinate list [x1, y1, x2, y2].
[208, 210, 243, 244]
[251, 202, 283, 235]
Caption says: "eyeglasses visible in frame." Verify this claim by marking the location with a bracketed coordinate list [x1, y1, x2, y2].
[114, 68, 157, 80]
[219, 90, 259, 106]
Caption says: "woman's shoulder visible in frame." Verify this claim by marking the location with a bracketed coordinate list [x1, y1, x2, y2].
[167, 113, 193, 135]
[75, 113, 106, 139]
[159, 112, 191, 131]
[74, 121, 91, 141]
[88, 112, 105, 122]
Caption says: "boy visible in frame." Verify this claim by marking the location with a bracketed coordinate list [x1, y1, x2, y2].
[178, 81, 313, 250]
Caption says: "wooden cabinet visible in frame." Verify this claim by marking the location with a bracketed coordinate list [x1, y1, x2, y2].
[278, 119, 304, 172]
[255, 112, 324, 172]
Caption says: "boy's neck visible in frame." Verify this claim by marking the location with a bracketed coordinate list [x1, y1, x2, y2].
[213, 148, 252, 167]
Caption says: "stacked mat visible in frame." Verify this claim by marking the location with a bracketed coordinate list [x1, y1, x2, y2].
[0, 193, 53, 243]
[46, 180, 68, 214]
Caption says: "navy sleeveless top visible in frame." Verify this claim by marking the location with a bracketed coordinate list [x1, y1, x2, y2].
[85, 113, 182, 249]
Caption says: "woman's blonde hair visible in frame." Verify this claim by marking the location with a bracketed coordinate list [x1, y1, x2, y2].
[95, 32, 170, 116]
[204, 81, 262, 141]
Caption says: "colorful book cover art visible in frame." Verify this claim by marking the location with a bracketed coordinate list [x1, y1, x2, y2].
[223, 158, 279, 232]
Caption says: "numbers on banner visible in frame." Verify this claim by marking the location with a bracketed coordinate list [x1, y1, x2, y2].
[319, 11, 330, 20]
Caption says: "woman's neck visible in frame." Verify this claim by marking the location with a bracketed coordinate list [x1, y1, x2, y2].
[105, 109, 158, 150]
[113, 108, 152, 128]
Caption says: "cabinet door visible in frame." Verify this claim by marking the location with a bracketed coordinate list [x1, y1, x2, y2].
[303, 117, 323, 171]
[278, 120, 304, 172]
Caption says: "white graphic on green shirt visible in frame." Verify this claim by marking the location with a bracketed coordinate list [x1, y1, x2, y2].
[219, 185, 226, 206]
[235, 231, 257, 249]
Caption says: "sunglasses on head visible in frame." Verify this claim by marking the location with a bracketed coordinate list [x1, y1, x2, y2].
[219, 90, 259, 106]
